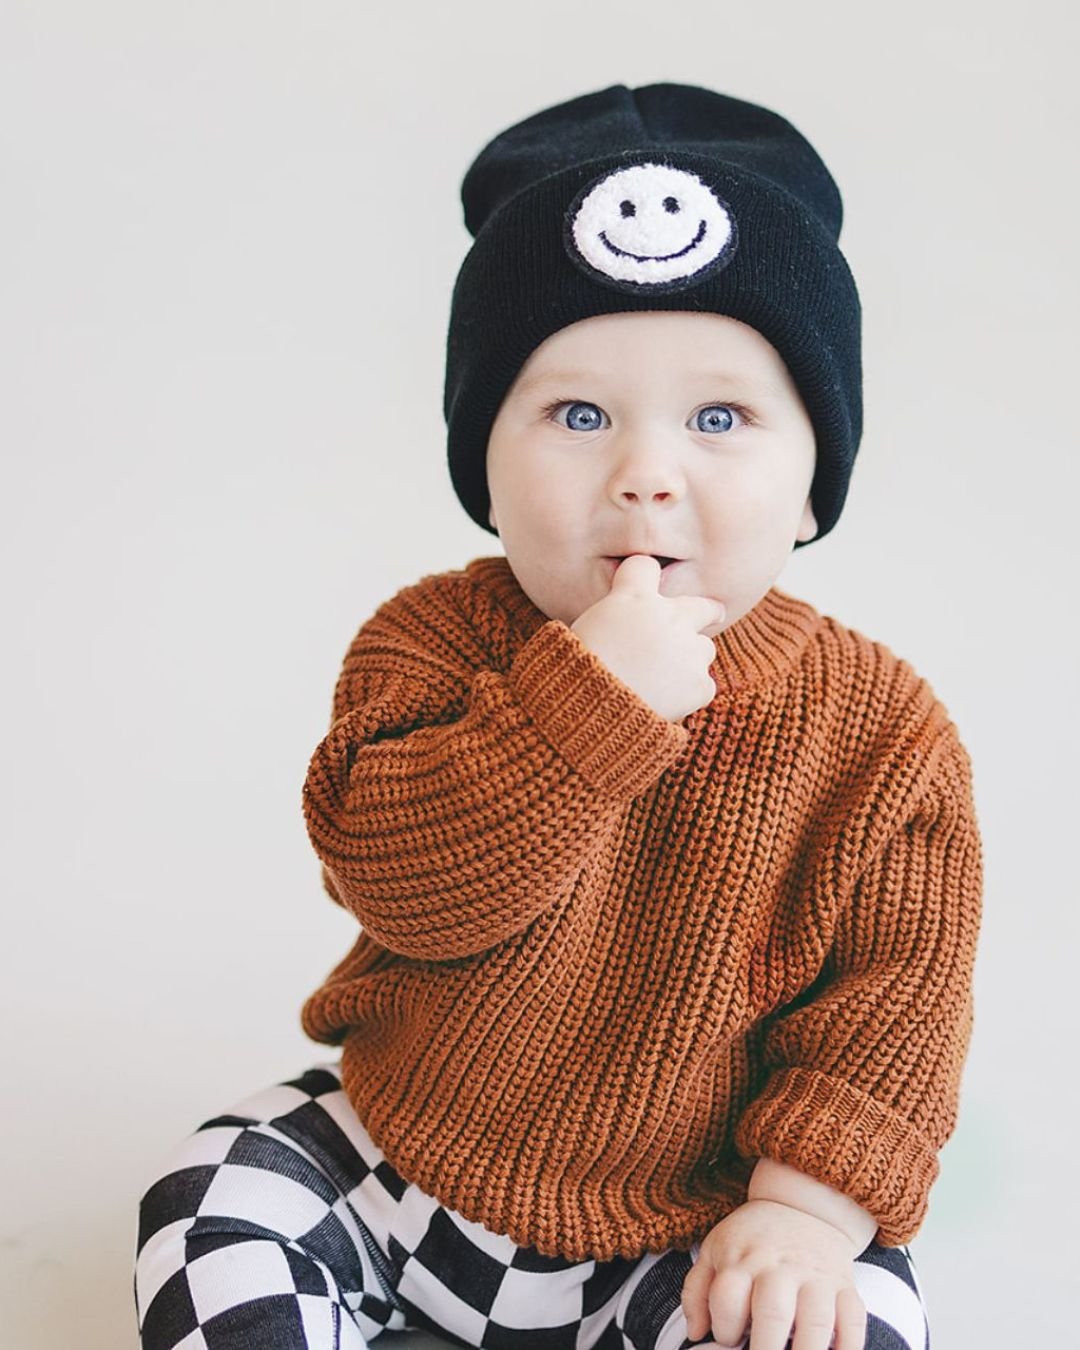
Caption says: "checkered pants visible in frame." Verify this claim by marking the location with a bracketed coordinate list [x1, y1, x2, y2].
[134, 1063, 931, 1350]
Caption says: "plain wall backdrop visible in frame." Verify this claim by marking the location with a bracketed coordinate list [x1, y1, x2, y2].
[2, 2, 1077, 1346]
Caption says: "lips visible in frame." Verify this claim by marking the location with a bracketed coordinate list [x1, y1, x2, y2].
[605, 553, 683, 570]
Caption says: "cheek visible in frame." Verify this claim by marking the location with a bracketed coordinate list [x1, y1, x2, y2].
[489, 437, 547, 506]
[494, 473, 559, 535]
[708, 468, 809, 531]
[700, 477, 774, 536]
[695, 478, 809, 584]
[491, 456, 585, 538]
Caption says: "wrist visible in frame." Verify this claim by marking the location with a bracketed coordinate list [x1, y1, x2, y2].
[747, 1158, 879, 1252]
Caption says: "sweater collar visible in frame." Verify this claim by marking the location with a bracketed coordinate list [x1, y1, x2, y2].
[467, 556, 821, 696]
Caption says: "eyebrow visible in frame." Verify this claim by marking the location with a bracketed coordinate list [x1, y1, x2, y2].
[513, 368, 782, 398]
[512, 370, 600, 396]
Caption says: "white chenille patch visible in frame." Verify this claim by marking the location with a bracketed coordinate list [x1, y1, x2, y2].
[566, 162, 736, 290]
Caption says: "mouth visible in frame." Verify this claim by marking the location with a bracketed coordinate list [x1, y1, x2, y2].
[605, 554, 683, 571]
[598, 218, 708, 262]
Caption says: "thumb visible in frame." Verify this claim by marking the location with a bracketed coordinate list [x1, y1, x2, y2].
[609, 553, 662, 594]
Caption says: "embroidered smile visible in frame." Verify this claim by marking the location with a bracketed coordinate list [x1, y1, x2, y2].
[598, 219, 708, 262]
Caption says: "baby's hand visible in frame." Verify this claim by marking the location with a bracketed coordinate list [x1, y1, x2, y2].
[681, 1199, 867, 1350]
[570, 554, 725, 722]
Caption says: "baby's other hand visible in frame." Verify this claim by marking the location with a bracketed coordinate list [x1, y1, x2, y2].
[681, 1199, 867, 1350]
[570, 554, 725, 722]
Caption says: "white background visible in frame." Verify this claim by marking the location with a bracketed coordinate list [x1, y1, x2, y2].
[2, 2, 1077, 1346]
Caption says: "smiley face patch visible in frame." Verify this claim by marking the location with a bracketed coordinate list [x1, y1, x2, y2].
[564, 162, 737, 292]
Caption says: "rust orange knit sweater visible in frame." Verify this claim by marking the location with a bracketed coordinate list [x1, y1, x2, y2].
[301, 557, 982, 1262]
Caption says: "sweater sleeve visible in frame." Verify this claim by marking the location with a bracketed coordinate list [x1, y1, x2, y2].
[734, 721, 983, 1246]
[302, 573, 688, 960]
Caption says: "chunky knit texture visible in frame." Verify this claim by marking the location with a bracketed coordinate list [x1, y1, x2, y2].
[301, 557, 982, 1262]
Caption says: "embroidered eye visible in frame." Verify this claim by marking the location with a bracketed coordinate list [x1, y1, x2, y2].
[663, 196, 680, 213]
[619, 199, 636, 218]
[695, 405, 743, 434]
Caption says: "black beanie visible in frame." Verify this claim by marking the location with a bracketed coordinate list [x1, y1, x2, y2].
[443, 82, 862, 545]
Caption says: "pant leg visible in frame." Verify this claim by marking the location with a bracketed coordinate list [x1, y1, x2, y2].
[614, 1239, 931, 1350]
[313, 1110, 640, 1348]
[851, 1243, 931, 1350]
[140, 1061, 935, 1349]
[135, 1060, 652, 1349]
[134, 1065, 407, 1348]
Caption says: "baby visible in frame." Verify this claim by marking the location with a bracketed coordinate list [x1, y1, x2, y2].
[135, 83, 982, 1350]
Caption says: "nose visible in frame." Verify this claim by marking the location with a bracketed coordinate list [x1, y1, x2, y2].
[607, 440, 685, 509]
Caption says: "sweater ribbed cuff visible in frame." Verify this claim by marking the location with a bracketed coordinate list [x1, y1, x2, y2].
[734, 1067, 939, 1246]
[507, 620, 688, 798]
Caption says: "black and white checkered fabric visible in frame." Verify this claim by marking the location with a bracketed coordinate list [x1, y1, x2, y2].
[134, 1063, 930, 1350]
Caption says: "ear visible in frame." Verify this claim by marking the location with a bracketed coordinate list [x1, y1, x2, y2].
[795, 495, 818, 543]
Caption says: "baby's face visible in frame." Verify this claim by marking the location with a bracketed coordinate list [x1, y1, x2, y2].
[485, 312, 818, 635]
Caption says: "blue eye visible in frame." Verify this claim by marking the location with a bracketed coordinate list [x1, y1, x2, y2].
[556, 401, 606, 432]
[695, 405, 740, 434]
